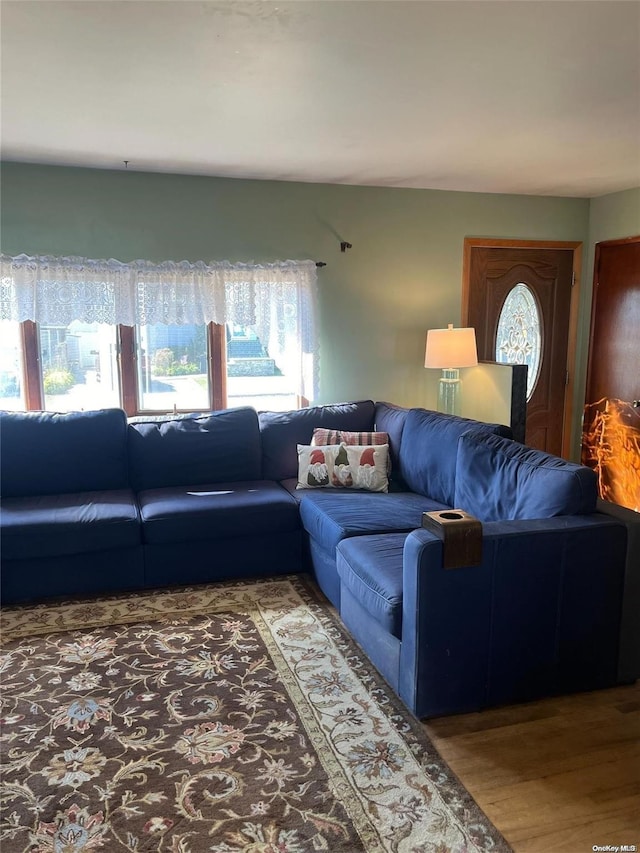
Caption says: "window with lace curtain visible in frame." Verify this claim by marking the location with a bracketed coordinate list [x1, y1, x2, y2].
[0, 254, 318, 415]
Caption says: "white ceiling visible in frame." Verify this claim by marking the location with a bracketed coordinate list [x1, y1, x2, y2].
[1, 0, 639, 198]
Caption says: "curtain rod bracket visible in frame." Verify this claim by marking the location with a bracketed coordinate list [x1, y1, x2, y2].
[316, 261, 326, 268]
[340, 241, 352, 253]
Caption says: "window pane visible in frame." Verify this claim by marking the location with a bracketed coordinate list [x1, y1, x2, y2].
[0, 321, 25, 410]
[495, 283, 542, 401]
[225, 323, 301, 411]
[40, 322, 120, 412]
[137, 324, 209, 411]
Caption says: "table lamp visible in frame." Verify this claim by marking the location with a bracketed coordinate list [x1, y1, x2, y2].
[424, 324, 478, 415]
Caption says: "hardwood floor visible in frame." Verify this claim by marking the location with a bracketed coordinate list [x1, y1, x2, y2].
[424, 683, 640, 853]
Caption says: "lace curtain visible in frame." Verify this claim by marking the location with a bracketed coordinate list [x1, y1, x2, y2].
[0, 253, 319, 400]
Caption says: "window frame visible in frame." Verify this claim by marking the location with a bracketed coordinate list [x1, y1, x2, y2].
[14, 320, 309, 415]
[20, 320, 44, 410]
[15, 320, 228, 416]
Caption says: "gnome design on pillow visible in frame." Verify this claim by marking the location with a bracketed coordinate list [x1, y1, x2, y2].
[332, 443, 353, 488]
[356, 446, 378, 490]
[307, 448, 329, 486]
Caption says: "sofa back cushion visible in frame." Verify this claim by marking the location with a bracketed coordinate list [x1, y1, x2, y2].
[398, 408, 512, 504]
[454, 430, 598, 521]
[374, 401, 410, 477]
[259, 400, 375, 481]
[1, 408, 129, 497]
[128, 407, 261, 491]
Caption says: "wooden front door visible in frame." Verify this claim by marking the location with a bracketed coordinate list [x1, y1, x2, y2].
[582, 237, 640, 512]
[463, 240, 580, 457]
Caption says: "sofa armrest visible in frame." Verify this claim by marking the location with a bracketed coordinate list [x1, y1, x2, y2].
[399, 514, 627, 719]
[400, 527, 490, 717]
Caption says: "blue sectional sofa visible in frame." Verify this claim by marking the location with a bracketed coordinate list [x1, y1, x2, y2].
[1, 401, 637, 719]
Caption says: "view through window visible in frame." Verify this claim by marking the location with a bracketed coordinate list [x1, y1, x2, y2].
[38, 321, 120, 412]
[0, 320, 24, 410]
[1, 320, 306, 414]
[226, 323, 301, 411]
[136, 323, 209, 412]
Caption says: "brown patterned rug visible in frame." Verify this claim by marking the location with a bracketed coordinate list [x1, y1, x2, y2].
[0, 575, 511, 852]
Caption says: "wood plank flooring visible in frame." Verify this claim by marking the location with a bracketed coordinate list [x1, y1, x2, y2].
[423, 683, 640, 853]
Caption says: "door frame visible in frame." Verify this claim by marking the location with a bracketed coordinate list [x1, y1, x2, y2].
[585, 235, 640, 410]
[462, 237, 582, 459]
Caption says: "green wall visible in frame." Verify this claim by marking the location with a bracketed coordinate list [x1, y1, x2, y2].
[589, 188, 640, 242]
[0, 162, 593, 418]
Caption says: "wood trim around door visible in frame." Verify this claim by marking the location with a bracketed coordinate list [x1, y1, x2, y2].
[584, 235, 640, 420]
[462, 237, 582, 460]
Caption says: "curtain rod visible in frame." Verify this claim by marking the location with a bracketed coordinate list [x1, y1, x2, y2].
[316, 239, 352, 266]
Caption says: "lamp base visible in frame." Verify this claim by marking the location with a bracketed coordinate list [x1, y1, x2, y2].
[437, 368, 461, 415]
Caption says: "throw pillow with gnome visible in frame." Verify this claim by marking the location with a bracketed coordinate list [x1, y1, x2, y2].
[352, 446, 379, 490]
[332, 444, 353, 488]
[306, 444, 383, 490]
[307, 448, 330, 486]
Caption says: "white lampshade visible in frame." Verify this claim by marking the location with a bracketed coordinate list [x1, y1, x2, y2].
[424, 324, 478, 369]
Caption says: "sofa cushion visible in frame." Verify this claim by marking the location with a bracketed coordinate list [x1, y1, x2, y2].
[279, 478, 302, 500]
[0, 490, 140, 559]
[137, 480, 300, 545]
[259, 400, 376, 481]
[128, 407, 261, 492]
[299, 490, 448, 553]
[0, 409, 129, 497]
[398, 408, 512, 505]
[337, 533, 408, 638]
[374, 401, 409, 475]
[454, 430, 598, 521]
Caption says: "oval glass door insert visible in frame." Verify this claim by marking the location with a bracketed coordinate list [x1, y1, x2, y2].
[495, 283, 542, 400]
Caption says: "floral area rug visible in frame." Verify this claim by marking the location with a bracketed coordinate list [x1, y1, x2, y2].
[0, 575, 511, 852]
